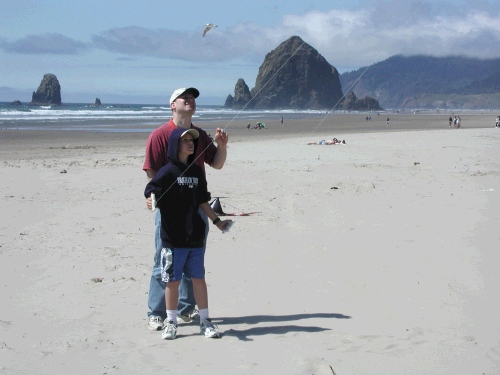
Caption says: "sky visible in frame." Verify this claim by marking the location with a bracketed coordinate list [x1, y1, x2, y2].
[1, 0, 499, 105]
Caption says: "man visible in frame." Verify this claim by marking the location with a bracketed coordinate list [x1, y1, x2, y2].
[143, 87, 228, 330]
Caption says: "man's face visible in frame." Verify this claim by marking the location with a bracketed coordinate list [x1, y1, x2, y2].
[178, 133, 195, 158]
[171, 94, 196, 114]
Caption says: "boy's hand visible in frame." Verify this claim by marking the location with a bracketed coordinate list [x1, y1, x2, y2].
[216, 219, 233, 233]
[146, 197, 152, 210]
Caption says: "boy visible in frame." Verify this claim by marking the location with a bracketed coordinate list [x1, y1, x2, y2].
[144, 128, 232, 340]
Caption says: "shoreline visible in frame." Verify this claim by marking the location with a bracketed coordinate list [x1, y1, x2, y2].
[0, 112, 498, 154]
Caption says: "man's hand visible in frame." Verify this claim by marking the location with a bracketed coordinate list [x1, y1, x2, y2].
[214, 128, 228, 147]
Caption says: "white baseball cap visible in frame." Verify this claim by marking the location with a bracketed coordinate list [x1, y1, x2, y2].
[169, 87, 200, 104]
[180, 128, 199, 139]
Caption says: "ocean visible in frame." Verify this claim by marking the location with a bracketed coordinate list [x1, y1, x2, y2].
[0, 102, 329, 133]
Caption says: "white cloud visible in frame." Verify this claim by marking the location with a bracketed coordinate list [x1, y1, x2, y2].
[267, 7, 500, 70]
[89, 6, 500, 71]
[2, 5, 499, 71]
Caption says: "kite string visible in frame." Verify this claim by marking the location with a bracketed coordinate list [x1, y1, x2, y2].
[154, 1, 428, 205]
[310, 0, 428, 134]
[154, 39, 308, 205]
[220, 38, 307, 130]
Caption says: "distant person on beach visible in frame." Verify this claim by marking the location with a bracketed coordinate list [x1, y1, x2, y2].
[449, 115, 453, 127]
[386, 117, 390, 125]
[145, 128, 232, 340]
[456, 116, 461, 129]
[496, 116, 500, 128]
[280, 117, 284, 126]
[247, 123, 251, 129]
[307, 138, 346, 145]
[143, 87, 228, 331]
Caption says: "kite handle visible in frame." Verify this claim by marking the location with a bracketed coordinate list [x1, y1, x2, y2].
[150, 193, 157, 212]
[222, 220, 234, 233]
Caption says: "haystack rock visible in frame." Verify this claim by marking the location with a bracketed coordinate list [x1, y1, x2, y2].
[226, 36, 345, 109]
[30, 73, 62, 105]
[94, 98, 102, 106]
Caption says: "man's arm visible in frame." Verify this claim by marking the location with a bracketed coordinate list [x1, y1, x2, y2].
[145, 169, 157, 181]
[211, 128, 228, 170]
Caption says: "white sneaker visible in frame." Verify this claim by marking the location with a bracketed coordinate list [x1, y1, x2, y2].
[200, 319, 220, 338]
[148, 316, 164, 331]
[178, 309, 200, 324]
[161, 321, 178, 340]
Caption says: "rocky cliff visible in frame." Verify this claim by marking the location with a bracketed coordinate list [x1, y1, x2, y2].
[30, 73, 62, 105]
[225, 36, 344, 109]
[225, 79, 253, 109]
[339, 55, 500, 109]
[340, 91, 382, 111]
[251, 36, 343, 109]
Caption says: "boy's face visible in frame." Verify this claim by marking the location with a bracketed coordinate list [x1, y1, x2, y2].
[178, 133, 195, 159]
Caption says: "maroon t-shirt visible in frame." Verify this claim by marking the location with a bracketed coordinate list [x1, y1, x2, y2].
[143, 119, 217, 174]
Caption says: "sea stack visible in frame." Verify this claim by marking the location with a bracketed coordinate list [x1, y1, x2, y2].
[227, 79, 253, 109]
[29, 73, 62, 106]
[226, 36, 344, 109]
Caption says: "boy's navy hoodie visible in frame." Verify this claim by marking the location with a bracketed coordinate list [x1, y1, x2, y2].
[144, 128, 211, 249]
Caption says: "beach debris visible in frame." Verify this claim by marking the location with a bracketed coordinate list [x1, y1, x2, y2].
[60, 169, 67, 173]
[414, 162, 420, 165]
[203, 23, 217, 37]
[329, 365, 337, 375]
[330, 187, 338, 190]
[91, 278, 103, 283]
[50, 145, 95, 150]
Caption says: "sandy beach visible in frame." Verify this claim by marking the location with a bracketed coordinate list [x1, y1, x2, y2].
[1, 113, 499, 374]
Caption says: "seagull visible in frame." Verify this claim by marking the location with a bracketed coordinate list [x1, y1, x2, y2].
[203, 23, 217, 37]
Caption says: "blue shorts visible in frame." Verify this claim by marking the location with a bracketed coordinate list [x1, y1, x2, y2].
[160, 247, 205, 283]
[319, 140, 327, 145]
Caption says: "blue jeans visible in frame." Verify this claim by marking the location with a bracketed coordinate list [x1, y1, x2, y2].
[147, 208, 209, 318]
